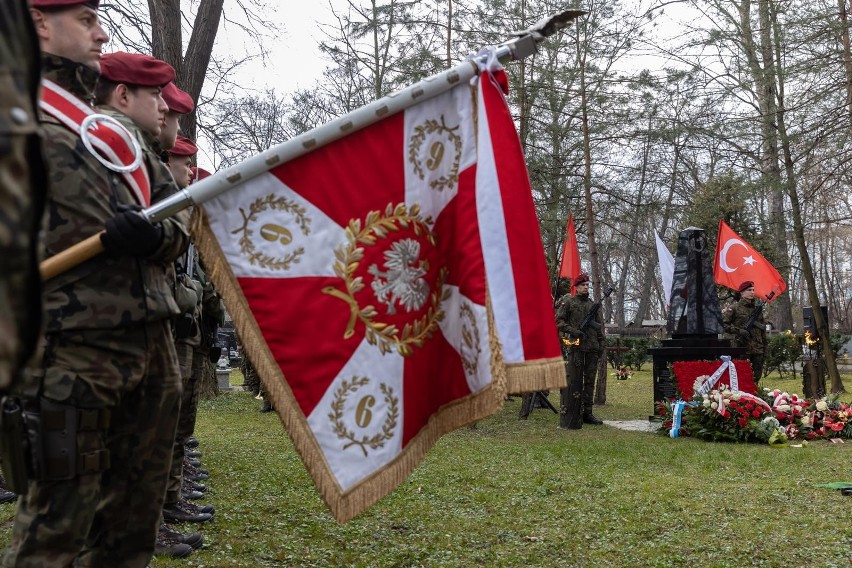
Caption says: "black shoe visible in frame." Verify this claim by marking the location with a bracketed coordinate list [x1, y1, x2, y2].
[180, 498, 215, 515]
[186, 437, 199, 449]
[182, 489, 204, 501]
[186, 457, 202, 468]
[155, 526, 195, 557]
[184, 469, 209, 482]
[160, 523, 203, 550]
[0, 488, 17, 505]
[183, 478, 208, 493]
[582, 414, 603, 425]
[260, 400, 274, 413]
[162, 501, 213, 523]
[841, 488, 852, 496]
[185, 449, 203, 458]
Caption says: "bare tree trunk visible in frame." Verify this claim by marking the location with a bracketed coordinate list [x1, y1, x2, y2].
[574, 24, 606, 406]
[739, 0, 792, 331]
[838, 0, 852, 122]
[148, 0, 182, 76]
[769, 2, 845, 393]
[180, 0, 225, 139]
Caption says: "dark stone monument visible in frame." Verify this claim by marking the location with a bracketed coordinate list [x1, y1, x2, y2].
[649, 227, 745, 418]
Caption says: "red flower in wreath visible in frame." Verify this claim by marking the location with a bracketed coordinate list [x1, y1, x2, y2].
[672, 359, 756, 399]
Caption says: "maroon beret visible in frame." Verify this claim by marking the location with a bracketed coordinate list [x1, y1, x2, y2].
[191, 167, 211, 184]
[162, 82, 194, 114]
[170, 136, 197, 157]
[30, 0, 100, 8]
[99, 52, 175, 87]
[737, 281, 754, 293]
[574, 273, 590, 286]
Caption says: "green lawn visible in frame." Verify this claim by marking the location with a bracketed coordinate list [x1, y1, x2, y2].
[1, 370, 850, 567]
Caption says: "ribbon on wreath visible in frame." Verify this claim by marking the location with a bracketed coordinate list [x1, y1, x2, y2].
[694, 355, 739, 395]
[669, 400, 697, 438]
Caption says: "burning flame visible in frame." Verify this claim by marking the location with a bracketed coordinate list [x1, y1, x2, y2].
[804, 330, 818, 346]
[562, 337, 580, 346]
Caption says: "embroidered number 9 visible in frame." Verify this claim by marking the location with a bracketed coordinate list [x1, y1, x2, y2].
[426, 141, 444, 171]
[260, 223, 293, 245]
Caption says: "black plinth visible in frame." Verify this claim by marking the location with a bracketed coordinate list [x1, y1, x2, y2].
[649, 334, 746, 420]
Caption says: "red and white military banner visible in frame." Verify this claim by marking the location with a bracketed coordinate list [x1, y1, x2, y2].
[195, 61, 561, 521]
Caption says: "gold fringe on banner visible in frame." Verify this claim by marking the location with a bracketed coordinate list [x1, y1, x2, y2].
[190, 209, 508, 523]
[505, 357, 567, 395]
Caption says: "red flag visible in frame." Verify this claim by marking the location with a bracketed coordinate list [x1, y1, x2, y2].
[714, 220, 786, 300]
[194, 64, 561, 522]
[558, 215, 581, 295]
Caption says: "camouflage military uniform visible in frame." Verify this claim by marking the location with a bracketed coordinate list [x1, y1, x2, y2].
[723, 297, 767, 382]
[556, 292, 604, 416]
[0, 0, 45, 393]
[4, 55, 188, 568]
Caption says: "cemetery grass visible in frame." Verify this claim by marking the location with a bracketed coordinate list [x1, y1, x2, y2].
[0, 371, 849, 567]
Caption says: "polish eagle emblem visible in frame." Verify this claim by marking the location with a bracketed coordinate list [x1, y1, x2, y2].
[368, 239, 430, 314]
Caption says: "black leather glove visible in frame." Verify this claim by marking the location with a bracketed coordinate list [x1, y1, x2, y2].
[101, 204, 163, 257]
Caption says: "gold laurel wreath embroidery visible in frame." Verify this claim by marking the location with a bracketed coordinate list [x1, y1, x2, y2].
[328, 377, 400, 457]
[231, 194, 311, 271]
[459, 303, 481, 376]
[322, 202, 450, 357]
[408, 115, 463, 191]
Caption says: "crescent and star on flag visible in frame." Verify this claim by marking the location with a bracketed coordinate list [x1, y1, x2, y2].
[718, 238, 758, 273]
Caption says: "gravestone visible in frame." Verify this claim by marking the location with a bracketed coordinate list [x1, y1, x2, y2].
[649, 227, 745, 417]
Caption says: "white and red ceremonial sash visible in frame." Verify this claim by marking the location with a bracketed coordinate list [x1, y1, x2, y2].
[195, 62, 559, 522]
[39, 78, 151, 207]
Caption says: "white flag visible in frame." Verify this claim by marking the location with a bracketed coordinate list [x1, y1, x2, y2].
[655, 231, 675, 306]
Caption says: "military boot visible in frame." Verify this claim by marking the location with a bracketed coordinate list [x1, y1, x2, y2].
[182, 488, 205, 501]
[185, 456, 203, 468]
[184, 478, 208, 493]
[582, 411, 603, 425]
[185, 448, 203, 458]
[260, 400, 274, 413]
[186, 437, 200, 449]
[160, 523, 203, 550]
[154, 526, 194, 558]
[162, 500, 213, 523]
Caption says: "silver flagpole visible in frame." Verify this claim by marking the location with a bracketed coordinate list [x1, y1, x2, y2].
[143, 9, 585, 223]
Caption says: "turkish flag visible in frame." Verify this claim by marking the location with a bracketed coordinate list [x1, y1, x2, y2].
[558, 215, 581, 295]
[714, 220, 786, 300]
[194, 64, 561, 522]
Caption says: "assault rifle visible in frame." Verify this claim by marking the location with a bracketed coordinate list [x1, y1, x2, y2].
[744, 290, 775, 335]
[575, 286, 615, 340]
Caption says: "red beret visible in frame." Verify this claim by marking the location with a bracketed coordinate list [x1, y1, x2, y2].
[170, 136, 197, 157]
[162, 82, 194, 114]
[574, 273, 590, 286]
[99, 52, 175, 87]
[738, 281, 754, 293]
[30, 0, 99, 8]
[191, 167, 211, 183]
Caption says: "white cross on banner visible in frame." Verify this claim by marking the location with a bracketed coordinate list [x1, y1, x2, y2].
[193, 63, 563, 522]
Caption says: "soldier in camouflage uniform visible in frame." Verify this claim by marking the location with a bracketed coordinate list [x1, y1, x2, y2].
[4, 7, 189, 566]
[0, 0, 44, 398]
[0, 0, 46, 509]
[723, 280, 767, 383]
[555, 273, 605, 426]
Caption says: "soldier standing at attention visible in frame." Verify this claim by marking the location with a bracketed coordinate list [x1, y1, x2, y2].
[556, 273, 605, 426]
[5, 4, 189, 566]
[723, 280, 767, 383]
[0, 0, 47, 506]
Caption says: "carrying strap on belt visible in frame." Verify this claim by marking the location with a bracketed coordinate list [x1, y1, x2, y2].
[39, 78, 151, 207]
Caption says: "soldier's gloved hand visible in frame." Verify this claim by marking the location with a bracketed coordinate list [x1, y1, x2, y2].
[101, 204, 163, 257]
[737, 328, 750, 340]
[588, 320, 602, 331]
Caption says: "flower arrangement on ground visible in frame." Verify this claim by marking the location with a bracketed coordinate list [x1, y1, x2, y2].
[613, 366, 634, 381]
[656, 386, 852, 444]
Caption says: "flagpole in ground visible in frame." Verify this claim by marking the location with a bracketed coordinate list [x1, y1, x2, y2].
[40, 9, 586, 281]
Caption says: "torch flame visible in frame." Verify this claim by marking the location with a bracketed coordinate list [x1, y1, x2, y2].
[562, 337, 580, 346]
[804, 330, 818, 346]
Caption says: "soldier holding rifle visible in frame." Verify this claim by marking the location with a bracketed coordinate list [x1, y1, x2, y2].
[556, 273, 606, 427]
[723, 280, 768, 383]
